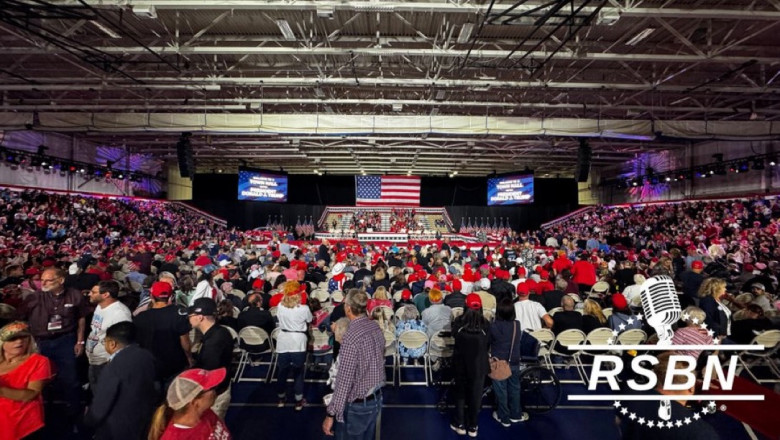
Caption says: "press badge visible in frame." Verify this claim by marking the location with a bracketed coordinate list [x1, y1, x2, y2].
[48, 314, 63, 331]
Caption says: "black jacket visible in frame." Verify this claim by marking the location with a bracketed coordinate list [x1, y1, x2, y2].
[84, 344, 158, 440]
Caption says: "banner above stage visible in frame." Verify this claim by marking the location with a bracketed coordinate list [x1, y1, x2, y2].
[355, 175, 420, 207]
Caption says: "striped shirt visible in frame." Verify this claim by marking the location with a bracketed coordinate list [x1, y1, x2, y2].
[327, 316, 385, 422]
[671, 326, 713, 359]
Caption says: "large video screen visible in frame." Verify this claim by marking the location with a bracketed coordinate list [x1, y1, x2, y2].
[237, 167, 288, 202]
[487, 174, 534, 205]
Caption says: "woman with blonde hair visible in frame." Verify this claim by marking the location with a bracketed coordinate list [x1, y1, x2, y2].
[275, 282, 312, 410]
[697, 277, 732, 338]
[581, 299, 608, 333]
[148, 367, 231, 440]
[0, 321, 52, 440]
[372, 265, 391, 291]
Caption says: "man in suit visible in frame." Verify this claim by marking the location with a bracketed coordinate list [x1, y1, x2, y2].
[84, 321, 158, 440]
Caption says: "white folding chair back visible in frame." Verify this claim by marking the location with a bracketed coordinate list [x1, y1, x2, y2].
[392, 291, 403, 302]
[550, 329, 587, 384]
[616, 329, 647, 345]
[232, 307, 240, 318]
[602, 308, 613, 319]
[548, 307, 563, 316]
[394, 307, 406, 323]
[223, 325, 239, 342]
[530, 328, 555, 367]
[233, 326, 274, 383]
[585, 327, 614, 346]
[232, 289, 245, 300]
[269, 307, 278, 318]
[738, 329, 780, 383]
[450, 307, 464, 320]
[396, 329, 430, 386]
[734, 292, 754, 305]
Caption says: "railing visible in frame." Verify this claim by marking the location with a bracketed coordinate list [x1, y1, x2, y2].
[171, 202, 228, 227]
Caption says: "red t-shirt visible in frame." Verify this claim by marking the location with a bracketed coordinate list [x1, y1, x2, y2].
[0, 353, 52, 440]
[161, 409, 232, 440]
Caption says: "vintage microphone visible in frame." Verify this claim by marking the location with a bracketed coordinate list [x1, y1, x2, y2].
[639, 275, 681, 345]
[639, 275, 682, 421]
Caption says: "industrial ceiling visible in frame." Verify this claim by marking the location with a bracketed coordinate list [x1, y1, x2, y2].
[1, 0, 779, 176]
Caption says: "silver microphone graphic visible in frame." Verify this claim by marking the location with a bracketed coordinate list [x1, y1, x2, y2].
[639, 275, 681, 345]
[639, 275, 682, 421]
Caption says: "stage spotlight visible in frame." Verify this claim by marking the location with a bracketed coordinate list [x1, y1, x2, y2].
[770, 157, 777, 166]
[665, 176, 671, 182]
[631, 179, 639, 187]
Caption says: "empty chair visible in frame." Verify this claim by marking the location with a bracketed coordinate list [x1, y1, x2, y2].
[578, 327, 615, 385]
[234, 326, 274, 383]
[737, 329, 780, 383]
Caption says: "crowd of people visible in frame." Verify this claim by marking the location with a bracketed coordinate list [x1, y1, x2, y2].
[327, 208, 443, 234]
[1, 187, 779, 440]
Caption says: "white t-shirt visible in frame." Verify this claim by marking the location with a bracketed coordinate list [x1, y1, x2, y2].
[275, 305, 313, 353]
[86, 301, 132, 365]
[190, 280, 222, 305]
[514, 300, 548, 332]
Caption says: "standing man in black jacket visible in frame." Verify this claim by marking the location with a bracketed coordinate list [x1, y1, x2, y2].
[188, 297, 234, 420]
[84, 321, 158, 440]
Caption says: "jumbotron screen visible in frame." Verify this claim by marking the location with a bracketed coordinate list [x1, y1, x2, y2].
[487, 174, 534, 205]
[237, 167, 288, 202]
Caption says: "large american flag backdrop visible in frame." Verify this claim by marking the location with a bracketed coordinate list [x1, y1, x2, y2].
[355, 175, 421, 207]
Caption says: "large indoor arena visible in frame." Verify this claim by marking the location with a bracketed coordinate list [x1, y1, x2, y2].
[0, 1, 779, 440]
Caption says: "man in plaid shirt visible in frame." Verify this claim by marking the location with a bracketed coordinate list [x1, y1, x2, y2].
[322, 289, 385, 439]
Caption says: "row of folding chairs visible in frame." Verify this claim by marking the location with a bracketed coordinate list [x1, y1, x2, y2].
[384, 329, 455, 387]
[528, 327, 647, 385]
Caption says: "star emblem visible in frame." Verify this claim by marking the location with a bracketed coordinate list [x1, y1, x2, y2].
[607, 338, 615, 345]
[666, 421, 674, 428]
[676, 421, 683, 428]
[627, 317, 635, 325]
[635, 313, 643, 321]
[619, 323, 627, 331]
[612, 330, 619, 336]
[684, 417, 691, 425]
[613, 401, 622, 408]
[638, 418, 646, 425]
[700, 322, 708, 329]
[682, 312, 691, 321]
[693, 413, 701, 420]
[620, 407, 629, 415]
[629, 413, 637, 420]
[708, 401, 716, 408]
[647, 420, 655, 428]
[691, 317, 700, 324]
[707, 329, 715, 337]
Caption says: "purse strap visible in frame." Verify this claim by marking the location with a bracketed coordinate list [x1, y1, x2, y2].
[508, 321, 517, 361]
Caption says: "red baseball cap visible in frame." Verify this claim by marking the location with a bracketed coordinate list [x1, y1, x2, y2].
[611, 293, 628, 310]
[691, 260, 704, 270]
[465, 293, 482, 310]
[401, 289, 413, 301]
[516, 282, 530, 296]
[166, 368, 226, 410]
[150, 281, 173, 299]
[452, 279, 462, 292]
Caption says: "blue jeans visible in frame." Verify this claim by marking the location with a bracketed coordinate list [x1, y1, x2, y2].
[492, 365, 522, 423]
[37, 332, 80, 415]
[276, 351, 306, 400]
[335, 392, 382, 440]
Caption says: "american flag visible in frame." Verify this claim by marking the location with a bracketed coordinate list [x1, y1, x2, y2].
[355, 175, 420, 207]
